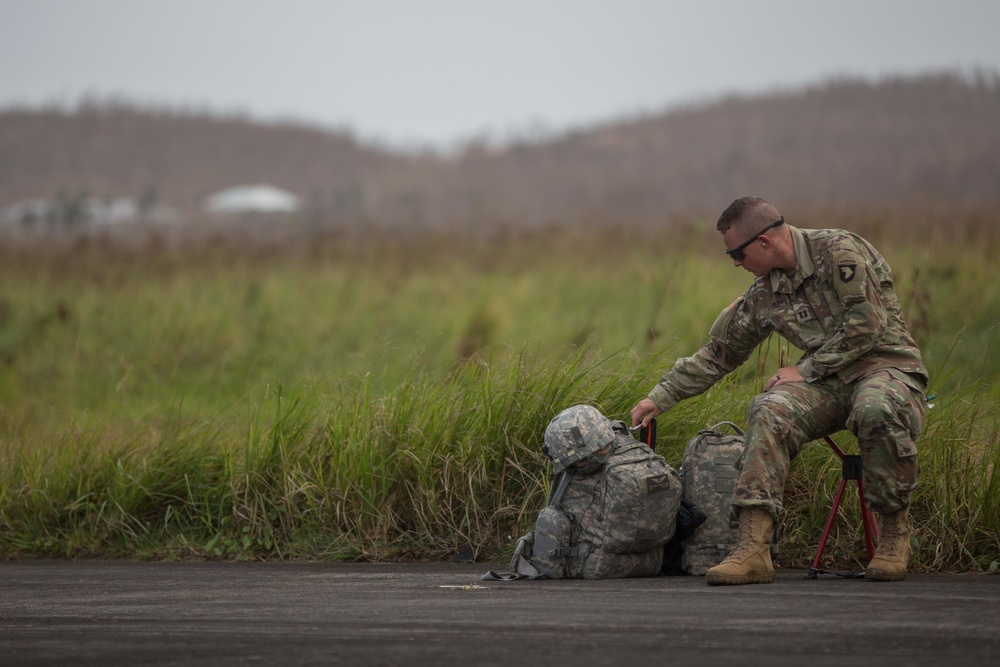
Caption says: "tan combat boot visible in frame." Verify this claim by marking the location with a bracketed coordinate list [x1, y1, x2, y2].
[865, 508, 911, 581]
[705, 507, 775, 586]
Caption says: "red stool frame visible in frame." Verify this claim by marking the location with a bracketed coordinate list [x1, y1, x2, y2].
[806, 435, 879, 579]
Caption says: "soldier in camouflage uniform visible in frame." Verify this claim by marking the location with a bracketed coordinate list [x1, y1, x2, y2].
[631, 196, 927, 585]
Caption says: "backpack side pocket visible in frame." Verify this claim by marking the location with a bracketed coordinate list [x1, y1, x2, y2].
[530, 505, 574, 579]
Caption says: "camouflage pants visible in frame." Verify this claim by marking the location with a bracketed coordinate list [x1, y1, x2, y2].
[733, 369, 925, 517]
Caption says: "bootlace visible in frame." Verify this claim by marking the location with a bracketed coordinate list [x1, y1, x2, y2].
[728, 514, 757, 559]
[878, 516, 903, 557]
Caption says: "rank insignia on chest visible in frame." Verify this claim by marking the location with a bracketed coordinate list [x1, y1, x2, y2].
[795, 307, 813, 322]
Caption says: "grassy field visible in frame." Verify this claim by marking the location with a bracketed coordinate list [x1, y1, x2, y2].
[1, 212, 998, 571]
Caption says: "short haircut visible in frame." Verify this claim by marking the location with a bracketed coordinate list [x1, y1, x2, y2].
[716, 196, 779, 233]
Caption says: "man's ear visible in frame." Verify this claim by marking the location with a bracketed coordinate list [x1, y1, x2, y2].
[758, 229, 783, 250]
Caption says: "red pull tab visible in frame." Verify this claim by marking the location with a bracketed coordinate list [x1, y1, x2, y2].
[639, 418, 657, 447]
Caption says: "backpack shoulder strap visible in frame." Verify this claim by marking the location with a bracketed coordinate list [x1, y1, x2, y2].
[546, 471, 571, 507]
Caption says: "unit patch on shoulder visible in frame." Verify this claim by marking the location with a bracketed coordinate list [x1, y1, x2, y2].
[838, 262, 857, 283]
[831, 248, 866, 303]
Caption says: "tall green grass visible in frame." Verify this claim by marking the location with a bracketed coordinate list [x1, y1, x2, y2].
[0, 220, 998, 570]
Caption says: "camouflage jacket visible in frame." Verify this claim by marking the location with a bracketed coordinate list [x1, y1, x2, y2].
[648, 226, 928, 411]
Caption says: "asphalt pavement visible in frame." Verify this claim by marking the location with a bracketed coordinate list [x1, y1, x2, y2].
[1, 560, 998, 666]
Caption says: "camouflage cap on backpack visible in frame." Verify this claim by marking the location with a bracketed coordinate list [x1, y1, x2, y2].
[543, 405, 617, 474]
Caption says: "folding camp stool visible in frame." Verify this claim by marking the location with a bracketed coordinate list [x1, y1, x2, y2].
[806, 434, 879, 579]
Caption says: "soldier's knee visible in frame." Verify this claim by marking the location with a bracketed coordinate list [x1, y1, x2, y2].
[849, 398, 895, 432]
[747, 392, 791, 425]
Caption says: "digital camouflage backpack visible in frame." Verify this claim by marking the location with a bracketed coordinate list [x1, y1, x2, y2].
[490, 405, 682, 580]
[679, 421, 747, 575]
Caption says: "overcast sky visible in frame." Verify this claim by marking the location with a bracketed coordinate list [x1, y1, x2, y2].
[2, 0, 999, 149]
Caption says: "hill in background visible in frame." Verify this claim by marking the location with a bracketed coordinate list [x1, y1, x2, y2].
[1, 71, 998, 231]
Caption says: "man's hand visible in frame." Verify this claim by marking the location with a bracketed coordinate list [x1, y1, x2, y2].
[630, 398, 663, 428]
[764, 365, 805, 391]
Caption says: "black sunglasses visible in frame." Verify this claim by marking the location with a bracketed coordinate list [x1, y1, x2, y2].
[724, 217, 785, 261]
